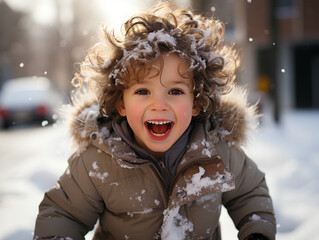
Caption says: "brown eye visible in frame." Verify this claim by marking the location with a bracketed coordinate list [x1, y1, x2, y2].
[169, 89, 184, 95]
[135, 89, 150, 95]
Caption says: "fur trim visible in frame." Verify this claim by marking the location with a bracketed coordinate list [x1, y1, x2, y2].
[214, 85, 259, 146]
[60, 88, 100, 153]
[63, 86, 258, 152]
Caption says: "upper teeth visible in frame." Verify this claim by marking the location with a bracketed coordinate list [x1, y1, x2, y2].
[147, 121, 171, 125]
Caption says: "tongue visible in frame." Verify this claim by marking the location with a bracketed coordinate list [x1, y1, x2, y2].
[150, 124, 169, 134]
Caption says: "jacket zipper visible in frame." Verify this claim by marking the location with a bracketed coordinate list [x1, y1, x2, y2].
[149, 164, 170, 207]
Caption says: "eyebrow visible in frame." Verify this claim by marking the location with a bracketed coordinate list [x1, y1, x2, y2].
[131, 78, 193, 89]
[169, 80, 192, 87]
[133, 79, 190, 85]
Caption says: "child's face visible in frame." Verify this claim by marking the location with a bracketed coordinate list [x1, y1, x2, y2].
[117, 52, 200, 158]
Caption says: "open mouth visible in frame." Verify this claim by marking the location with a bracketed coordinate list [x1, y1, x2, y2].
[145, 121, 173, 137]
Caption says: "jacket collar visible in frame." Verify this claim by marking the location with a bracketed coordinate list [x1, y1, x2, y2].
[90, 118, 210, 170]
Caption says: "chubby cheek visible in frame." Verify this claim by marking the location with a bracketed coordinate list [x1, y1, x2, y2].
[125, 105, 144, 131]
[175, 103, 193, 128]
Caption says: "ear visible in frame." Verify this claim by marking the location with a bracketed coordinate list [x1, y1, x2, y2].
[116, 99, 126, 117]
[192, 105, 200, 117]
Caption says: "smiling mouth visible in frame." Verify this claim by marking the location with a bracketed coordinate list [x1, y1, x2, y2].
[146, 121, 173, 137]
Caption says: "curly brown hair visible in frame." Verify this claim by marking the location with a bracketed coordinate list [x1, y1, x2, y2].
[73, 2, 239, 120]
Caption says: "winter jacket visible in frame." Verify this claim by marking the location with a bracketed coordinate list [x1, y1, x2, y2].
[34, 88, 276, 240]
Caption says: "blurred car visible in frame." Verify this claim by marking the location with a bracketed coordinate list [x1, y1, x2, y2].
[0, 76, 63, 129]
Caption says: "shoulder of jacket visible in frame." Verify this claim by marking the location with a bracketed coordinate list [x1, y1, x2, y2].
[68, 145, 111, 167]
[214, 140, 246, 171]
[214, 140, 264, 184]
[68, 145, 134, 186]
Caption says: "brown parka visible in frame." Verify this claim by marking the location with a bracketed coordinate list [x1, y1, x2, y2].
[34, 87, 276, 240]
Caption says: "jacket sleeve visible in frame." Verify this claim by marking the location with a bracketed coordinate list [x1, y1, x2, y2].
[216, 142, 276, 240]
[34, 151, 105, 240]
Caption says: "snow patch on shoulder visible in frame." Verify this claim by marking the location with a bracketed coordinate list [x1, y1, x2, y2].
[89, 161, 109, 182]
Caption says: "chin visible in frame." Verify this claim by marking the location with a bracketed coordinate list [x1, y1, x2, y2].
[149, 147, 169, 153]
[147, 144, 171, 154]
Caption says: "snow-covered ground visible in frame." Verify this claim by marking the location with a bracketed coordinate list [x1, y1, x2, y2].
[0, 110, 318, 240]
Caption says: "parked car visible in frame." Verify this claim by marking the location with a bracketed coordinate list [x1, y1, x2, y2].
[0, 76, 63, 129]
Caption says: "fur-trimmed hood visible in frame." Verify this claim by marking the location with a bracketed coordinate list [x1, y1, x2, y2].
[63, 85, 258, 154]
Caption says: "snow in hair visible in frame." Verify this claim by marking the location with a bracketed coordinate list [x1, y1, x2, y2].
[75, 2, 239, 119]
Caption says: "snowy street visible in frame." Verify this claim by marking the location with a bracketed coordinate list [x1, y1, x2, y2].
[0, 125, 71, 240]
[0, 110, 319, 240]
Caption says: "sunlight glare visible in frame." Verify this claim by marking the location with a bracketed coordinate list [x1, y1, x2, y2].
[32, 0, 56, 26]
[96, 0, 148, 31]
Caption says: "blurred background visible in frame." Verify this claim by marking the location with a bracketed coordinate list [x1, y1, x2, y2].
[1, 0, 319, 126]
[0, 0, 318, 239]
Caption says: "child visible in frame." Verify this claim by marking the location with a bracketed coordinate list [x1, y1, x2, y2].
[34, 2, 276, 240]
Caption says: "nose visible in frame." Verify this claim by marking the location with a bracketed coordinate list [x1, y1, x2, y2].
[150, 93, 169, 111]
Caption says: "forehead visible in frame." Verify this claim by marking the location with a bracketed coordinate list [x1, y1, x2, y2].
[129, 52, 193, 85]
[160, 52, 191, 73]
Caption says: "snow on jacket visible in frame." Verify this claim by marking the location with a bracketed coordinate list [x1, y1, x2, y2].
[34, 87, 276, 240]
